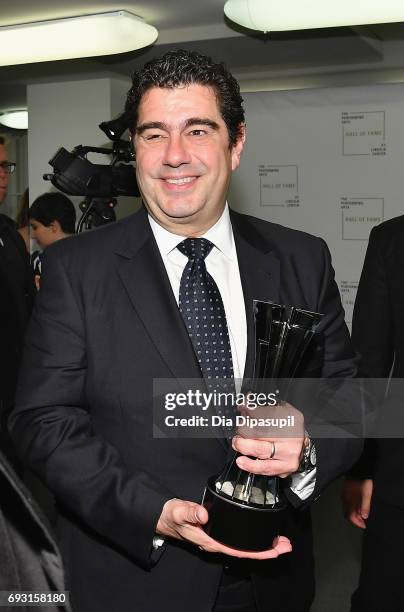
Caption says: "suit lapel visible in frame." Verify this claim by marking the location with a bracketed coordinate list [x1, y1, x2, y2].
[114, 208, 201, 381]
[230, 210, 280, 384]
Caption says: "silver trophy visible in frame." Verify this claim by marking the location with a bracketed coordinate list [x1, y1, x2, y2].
[202, 300, 322, 551]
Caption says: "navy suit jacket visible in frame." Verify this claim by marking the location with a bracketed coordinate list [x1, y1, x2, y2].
[10, 207, 361, 612]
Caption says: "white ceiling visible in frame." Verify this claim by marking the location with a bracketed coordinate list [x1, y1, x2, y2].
[1, 1, 404, 112]
[0, 0, 233, 38]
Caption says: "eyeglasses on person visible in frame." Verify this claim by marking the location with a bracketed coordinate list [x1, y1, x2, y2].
[0, 162, 16, 174]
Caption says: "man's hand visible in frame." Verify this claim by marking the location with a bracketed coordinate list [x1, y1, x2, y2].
[156, 499, 292, 560]
[341, 478, 373, 529]
[233, 401, 306, 478]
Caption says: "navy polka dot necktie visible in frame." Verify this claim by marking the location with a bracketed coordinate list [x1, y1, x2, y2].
[177, 238, 235, 391]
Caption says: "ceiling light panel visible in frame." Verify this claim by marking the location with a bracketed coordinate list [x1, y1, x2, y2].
[224, 0, 404, 32]
[0, 110, 28, 129]
[0, 11, 158, 66]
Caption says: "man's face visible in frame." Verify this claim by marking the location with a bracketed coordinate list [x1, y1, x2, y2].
[133, 84, 245, 235]
[0, 144, 9, 203]
[29, 219, 57, 249]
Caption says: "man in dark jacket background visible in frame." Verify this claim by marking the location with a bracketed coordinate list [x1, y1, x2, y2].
[0, 135, 35, 425]
[342, 217, 404, 612]
[0, 137, 66, 610]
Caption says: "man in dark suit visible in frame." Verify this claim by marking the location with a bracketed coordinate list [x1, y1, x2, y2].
[0, 137, 35, 458]
[10, 50, 361, 612]
[342, 217, 404, 612]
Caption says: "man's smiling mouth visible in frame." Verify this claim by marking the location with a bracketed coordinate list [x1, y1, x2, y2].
[163, 176, 197, 185]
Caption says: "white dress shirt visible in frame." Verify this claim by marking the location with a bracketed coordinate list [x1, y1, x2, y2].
[149, 204, 315, 501]
[149, 204, 247, 382]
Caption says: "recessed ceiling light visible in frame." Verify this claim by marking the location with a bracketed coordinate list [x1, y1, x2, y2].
[224, 0, 404, 32]
[0, 11, 158, 66]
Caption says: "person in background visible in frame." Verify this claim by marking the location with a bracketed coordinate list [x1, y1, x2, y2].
[16, 188, 30, 252]
[29, 191, 76, 250]
[0, 136, 35, 452]
[0, 141, 67, 602]
[28, 192, 76, 289]
[342, 216, 404, 612]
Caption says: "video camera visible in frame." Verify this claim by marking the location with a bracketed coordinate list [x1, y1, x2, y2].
[43, 112, 139, 232]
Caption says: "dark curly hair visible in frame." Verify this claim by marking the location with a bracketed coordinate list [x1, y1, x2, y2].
[125, 49, 245, 148]
[28, 192, 76, 234]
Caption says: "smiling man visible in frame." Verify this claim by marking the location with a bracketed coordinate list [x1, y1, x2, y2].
[133, 83, 244, 235]
[10, 51, 361, 612]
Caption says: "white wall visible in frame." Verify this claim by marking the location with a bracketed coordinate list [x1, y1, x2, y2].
[230, 84, 404, 326]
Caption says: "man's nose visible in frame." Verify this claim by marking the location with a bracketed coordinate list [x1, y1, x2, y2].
[162, 134, 191, 167]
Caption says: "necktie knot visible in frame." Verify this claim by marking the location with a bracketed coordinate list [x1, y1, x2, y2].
[177, 237, 214, 261]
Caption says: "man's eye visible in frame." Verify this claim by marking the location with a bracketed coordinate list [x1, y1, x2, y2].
[189, 129, 207, 136]
[144, 133, 165, 141]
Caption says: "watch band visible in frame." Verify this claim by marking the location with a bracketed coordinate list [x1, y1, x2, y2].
[298, 434, 316, 472]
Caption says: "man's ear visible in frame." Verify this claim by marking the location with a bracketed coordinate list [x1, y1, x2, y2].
[49, 220, 62, 233]
[231, 124, 246, 171]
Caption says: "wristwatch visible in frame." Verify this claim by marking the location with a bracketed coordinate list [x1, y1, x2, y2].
[298, 435, 316, 472]
[152, 536, 165, 550]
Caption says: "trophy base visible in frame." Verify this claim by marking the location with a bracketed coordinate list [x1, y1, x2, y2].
[202, 476, 290, 552]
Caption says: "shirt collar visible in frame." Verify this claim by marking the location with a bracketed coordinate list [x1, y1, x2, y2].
[148, 203, 235, 261]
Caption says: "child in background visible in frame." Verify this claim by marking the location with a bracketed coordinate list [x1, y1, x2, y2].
[29, 192, 76, 289]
